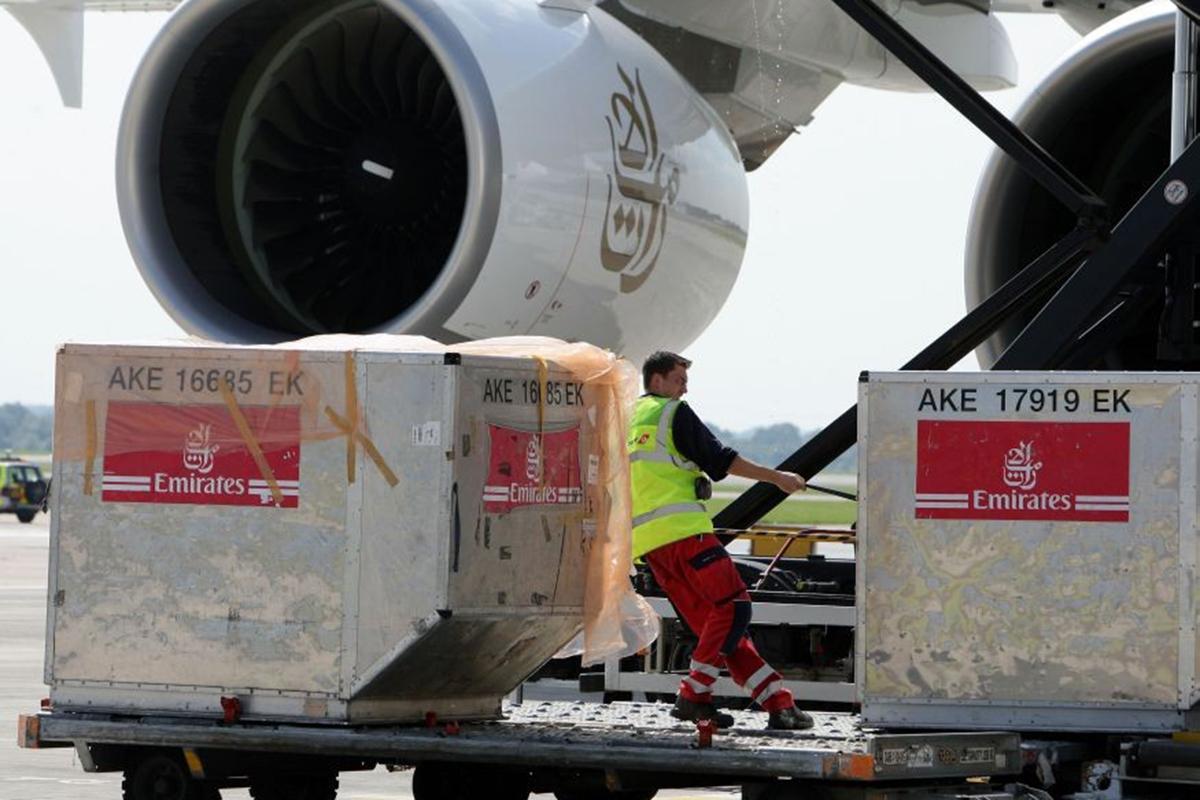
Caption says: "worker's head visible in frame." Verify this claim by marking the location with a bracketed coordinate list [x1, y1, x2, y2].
[643, 351, 690, 399]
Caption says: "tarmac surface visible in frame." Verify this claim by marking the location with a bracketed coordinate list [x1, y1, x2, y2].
[0, 513, 735, 800]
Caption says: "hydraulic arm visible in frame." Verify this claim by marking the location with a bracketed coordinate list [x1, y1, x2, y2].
[716, 0, 1200, 534]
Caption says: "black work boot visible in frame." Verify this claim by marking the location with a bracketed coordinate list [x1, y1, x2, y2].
[670, 696, 735, 729]
[767, 705, 815, 731]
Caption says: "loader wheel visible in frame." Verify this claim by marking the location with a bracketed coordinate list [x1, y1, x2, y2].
[16, 509, 35, 523]
[122, 754, 214, 800]
[554, 790, 657, 800]
[248, 773, 338, 800]
[412, 762, 529, 800]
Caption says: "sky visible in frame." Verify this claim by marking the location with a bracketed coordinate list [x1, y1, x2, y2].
[0, 7, 1082, 431]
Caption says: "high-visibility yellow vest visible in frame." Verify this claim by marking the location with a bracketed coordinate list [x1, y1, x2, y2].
[628, 395, 713, 558]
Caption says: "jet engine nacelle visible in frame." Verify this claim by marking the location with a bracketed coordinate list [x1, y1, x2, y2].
[965, 3, 1174, 368]
[119, 0, 749, 357]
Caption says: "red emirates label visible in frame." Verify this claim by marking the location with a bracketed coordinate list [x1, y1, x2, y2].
[483, 425, 582, 513]
[102, 402, 300, 508]
[915, 420, 1130, 522]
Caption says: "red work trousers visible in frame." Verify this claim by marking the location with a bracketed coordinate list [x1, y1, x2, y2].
[644, 533, 794, 712]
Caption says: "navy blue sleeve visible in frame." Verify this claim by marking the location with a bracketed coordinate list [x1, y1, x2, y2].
[672, 402, 738, 481]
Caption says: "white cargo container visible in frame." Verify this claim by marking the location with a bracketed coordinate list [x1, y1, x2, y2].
[47, 340, 612, 724]
[858, 371, 1200, 732]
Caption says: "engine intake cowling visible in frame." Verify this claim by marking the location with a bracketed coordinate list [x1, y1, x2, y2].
[965, 3, 1174, 368]
[119, 0, 749, 357]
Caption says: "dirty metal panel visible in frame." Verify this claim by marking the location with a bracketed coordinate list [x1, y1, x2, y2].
[338, 353, 367, 702]
[448, 359, 591, 613]
[859, 372, 1190, 730]
[47, 683, 350, 723]
[48, 344, 595, 725]
[353, 357, 454, 686]
[1188, 384, 1200, 709]
[349, 615, 580, 713]
[864, 700, 1186, 732]
[51, 347, 349, 696]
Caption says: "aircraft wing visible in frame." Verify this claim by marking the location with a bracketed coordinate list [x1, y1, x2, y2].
[990, 0, 1141, 33]
[603, 0, 1134, 168]
[3, 0, 178, 107]
[4, 0, 1136, 164]
[604, 0, 1025, 168]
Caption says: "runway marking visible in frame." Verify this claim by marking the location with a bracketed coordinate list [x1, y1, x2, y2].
[1, 776, 110, 785]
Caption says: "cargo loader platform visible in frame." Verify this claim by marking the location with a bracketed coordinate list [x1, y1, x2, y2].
[21, 700, 1021, 797]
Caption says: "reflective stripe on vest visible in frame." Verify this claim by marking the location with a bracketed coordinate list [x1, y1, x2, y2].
[629, 450, 699, 468]
[628, 396, 713, 559]
[632, 501, 708, 529]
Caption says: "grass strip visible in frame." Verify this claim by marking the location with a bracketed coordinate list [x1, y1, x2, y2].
[705, 497, 856, 526]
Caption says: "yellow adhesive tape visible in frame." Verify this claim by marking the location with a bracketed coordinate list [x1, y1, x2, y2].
[324, 406, 399, 488]
[83, 400, 97, 497]
[533, 356, 548, 435]
[533, 356, 548, 487]
[219, 381, 284, 506]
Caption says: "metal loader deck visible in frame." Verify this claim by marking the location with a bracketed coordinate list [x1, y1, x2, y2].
[23, 701, 1020, 786]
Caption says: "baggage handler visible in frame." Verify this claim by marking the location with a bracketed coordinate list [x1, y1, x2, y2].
[629, 351, 814, 730]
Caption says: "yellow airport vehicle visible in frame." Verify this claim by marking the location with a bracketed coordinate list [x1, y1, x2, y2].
[0, 455, 48, 524]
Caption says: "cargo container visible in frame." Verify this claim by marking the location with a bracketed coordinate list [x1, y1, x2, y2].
[43, 339, 633, 725]
[25, 368, 1200, 800]
[858, 371, 1200, 734]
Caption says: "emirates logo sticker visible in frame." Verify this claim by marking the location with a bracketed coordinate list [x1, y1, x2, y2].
[915, 420, 1130, 522]
[483, 425, 583, 514]
[101, 402, 300, 508]
[1001, 441, 1041, 490]
[183, 423, 219, 475]
[525, 437, 542, 482]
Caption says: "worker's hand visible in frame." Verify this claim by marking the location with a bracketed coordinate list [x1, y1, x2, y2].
[773, 471, 806, 494]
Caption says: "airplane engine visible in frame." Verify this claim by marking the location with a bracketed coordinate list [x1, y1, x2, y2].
[965, 3, 1174, 367]
[117, 0, 748, 356]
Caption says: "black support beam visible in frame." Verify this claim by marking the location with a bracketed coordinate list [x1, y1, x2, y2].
[714, 226, 1099, 535]
[714, 0, 1200, 533]
[824, 0, 1106, 223]
[995, 142, 1200, 368]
